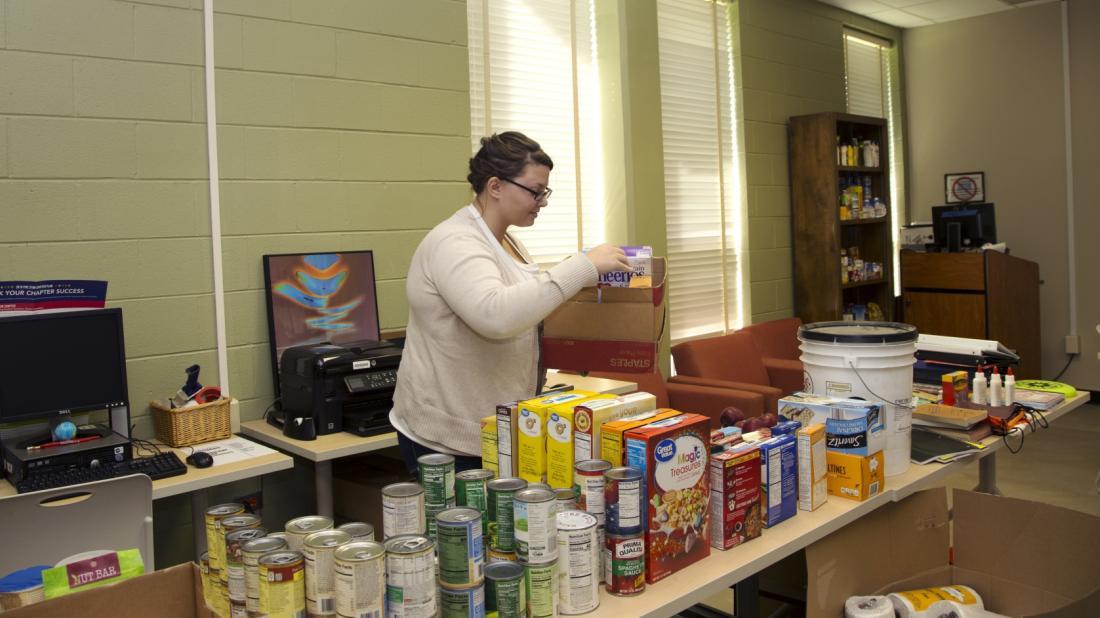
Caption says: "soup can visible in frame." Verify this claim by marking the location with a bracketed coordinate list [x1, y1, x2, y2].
[384, 535, 437, 618]
[336, 521, 375, 542]
[225, 526, 268, 599]
[437, 507, 486, 588]
[258, 550, 306, 618]
[303, 529, 352, 615]
[243, 536, 287, 614]
[487, 478, 527, 553]
[205, 503, 245, 571]
[603, 532, 645, 596]
[456, 468, 495, 537]
[513, 487, 558, 564]
[573, 460, 611, 526]
[556, 511, 600, 614]
[285, 515, 334, 552]
[554, 487, 577, 511]
[440, 583, 486, 618]
[333, 541, 385, 618]
[417, 453, 456, 507]
[484, 561, 525, 618]
[604, 467, 643, 535]
[382, 482, 426, 539]
[522, 560, 558, 618]
[220, 514, 264, 584]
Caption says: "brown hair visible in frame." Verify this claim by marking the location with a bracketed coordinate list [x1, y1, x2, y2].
[467, 131, 554, 194]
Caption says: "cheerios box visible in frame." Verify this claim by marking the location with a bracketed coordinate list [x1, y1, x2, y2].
[573, 392, 659, 463]
[546, 393, 615, 489]
[624, 413, 711, 584]
[517, 390, 600, 484]
[599, 407, 682, 468]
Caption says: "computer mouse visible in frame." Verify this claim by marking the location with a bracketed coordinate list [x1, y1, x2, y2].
[186, 451, 214, 469]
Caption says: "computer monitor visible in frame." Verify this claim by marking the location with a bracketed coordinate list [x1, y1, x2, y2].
[0, 308, 130, 424]
[263, 250, 382, 395]
[932, 203, 997, 251]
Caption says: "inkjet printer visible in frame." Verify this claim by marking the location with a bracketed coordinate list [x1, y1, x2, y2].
[278, 339, 402, 438]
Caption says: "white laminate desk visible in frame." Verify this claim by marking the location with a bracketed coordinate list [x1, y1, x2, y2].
[241, 373, 639, 517]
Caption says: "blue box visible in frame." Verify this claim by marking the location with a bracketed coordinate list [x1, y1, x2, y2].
[759, 434, 798, 528]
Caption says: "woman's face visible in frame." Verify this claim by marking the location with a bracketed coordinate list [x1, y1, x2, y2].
[497, 163, 550, 228]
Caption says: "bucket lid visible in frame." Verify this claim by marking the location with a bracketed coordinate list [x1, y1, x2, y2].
[799, 321, 918, 344]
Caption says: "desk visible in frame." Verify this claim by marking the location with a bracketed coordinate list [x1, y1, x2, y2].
[241, 373, 639, 518]
[0, 437, 293, 558]
[588, 392, 1090, 617]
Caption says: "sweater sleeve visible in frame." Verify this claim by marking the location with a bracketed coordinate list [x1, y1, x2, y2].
[429, 232, 599, 340]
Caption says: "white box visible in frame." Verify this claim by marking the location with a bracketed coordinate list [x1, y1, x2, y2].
[798, 423, 827, 511]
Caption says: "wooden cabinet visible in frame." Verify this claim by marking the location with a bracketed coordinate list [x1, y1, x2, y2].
[789, 112, 894, 323]
[900, 250, 1042, 379]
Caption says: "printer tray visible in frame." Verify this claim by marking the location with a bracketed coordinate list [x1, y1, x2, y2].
[343, 407, 394, 437]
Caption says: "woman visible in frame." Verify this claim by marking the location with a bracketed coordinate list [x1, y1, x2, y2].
[389, 132, 630, 473]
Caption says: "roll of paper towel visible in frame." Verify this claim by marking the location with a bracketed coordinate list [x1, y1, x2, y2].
[927, 600, 1009, 618]
[890, 585, 984, 618]
[845, 595, 893, 618]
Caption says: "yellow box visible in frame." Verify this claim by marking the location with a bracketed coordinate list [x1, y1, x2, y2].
[546, 394, 615, 489]
[797, 423, 827, 511]
[517, 390, 599, 483]
[826, 450, 884, 501]
[599, 408, 681, 467]
[573, 392, 659, 464]
[480, 415, 498, 476]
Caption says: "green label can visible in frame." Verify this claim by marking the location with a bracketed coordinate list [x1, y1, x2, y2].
[440, 583, 486, 618]
[457, 468, 495, 538]
[417, 453, 456, 506]
[514, 487, 558, 564]
[436, 508, 485, 588]
[487, 478, 527, 553]
[523, 560, 558, 618]
[485, 561, 525, 618]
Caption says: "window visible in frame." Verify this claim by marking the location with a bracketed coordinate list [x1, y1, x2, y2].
[467, 0, 603, 265]
[657, 0, 746, 342]
[845, 31, 906, 296]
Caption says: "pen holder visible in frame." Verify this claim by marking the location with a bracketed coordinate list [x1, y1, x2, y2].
[150, 397, 231, 447]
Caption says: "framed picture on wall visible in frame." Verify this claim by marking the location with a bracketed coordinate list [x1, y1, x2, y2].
[945, 172, 985, 203]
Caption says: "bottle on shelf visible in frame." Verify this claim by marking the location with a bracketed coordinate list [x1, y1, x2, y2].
[971, 365, 988, 405]
[1005, 368, 1016, 404]
[989, 366, 1003, 406]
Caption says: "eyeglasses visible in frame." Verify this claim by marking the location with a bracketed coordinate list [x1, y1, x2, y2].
[501, 177, 552, 203]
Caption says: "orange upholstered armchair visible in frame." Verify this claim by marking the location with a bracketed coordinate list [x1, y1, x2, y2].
[739, 317, 804, 394]
[670, 331, 786, 415]
[581, 370, 766, 427]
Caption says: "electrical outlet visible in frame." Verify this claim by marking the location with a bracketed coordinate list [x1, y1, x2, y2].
[1065, 335, 1080, 355]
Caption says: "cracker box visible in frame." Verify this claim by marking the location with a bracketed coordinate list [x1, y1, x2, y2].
[826, 450, 884, 501]
[481, 415, 498, 475]
[797, 424, 827, 511]
[623, 413, 711, 584]
[597, 245, 653, 288]
[759, 434, 798, 528]
[546, 393, 615, 489]
[599, 408, 682, 467]
[709, 442, 762, 550]
[495, 400, 521, 477]
[573, 392, 658, 463]
[777, 393, 885, 456]
[517, 390, 599, 483]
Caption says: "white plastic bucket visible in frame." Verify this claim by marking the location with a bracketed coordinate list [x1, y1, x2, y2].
[798, 321, 918, 477]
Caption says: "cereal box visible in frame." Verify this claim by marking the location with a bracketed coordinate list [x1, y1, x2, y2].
[481, 415, 498, 475]
[623, 413, 711, 584]
[573, 392, 658, 462]
[517, 390, 599, 484]
[759, 434, 797, 528]
[546, 393, 614, 489]
[597, 245, 653, 288]
[797, 424, 826, 511]
[599, 408, 682, 468]
[709, 442, 762, 550]
[495, 400, 521, 477]
[777, 393, 885, 456]
[826, 450, 884, 501]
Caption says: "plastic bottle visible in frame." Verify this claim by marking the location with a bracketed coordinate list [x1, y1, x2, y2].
[990, 367, 1003, 406]
[840, 249, 849, 284]
[971, 366, 988, 405]
[1005, 368, 1016, 405]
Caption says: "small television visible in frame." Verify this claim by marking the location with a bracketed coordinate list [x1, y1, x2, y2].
[932, 202, 997, 251]
[0, 308, 129, 424]
[263, 250, 382, 396]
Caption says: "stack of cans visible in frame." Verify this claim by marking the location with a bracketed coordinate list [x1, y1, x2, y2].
[573, 459, 611, 583]
[602, 466, 646, 596]
[515, 486, 559, 617]
[418, 454, 456, 539]
[436, 508, 486, 617]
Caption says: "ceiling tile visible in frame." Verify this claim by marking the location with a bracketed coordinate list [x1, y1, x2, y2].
[818, 0, 893, 15]
[866, 8, 936, 27]
[903, 0, 1013, 22]
[874, 0, 938, 7]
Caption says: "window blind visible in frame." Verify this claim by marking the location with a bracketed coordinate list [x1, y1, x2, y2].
[657, 0, 745, 342]
[844, 33, 885, 117]
[467, 0, 602, 265]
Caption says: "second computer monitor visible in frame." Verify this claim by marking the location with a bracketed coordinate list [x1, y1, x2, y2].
[932, 202, 997, 251]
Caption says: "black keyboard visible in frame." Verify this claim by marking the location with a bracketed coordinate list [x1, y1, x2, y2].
[14, 452, 188, 494]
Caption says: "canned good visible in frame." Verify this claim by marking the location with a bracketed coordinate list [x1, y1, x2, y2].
[526, 482, 552, 493]
[556, 511, 600, 614]
[554, 487, 577, 511]
[225, 527, 268, 598]
[198, 552, 214, 611]
[267, 531, 288, 542]
[603, 532, 645, 596]
[487, 478, 527, 553]
[440, 584, 486, 618]
[514, 487, 557, 564]
[212, 575, 230, 617]
[604, 467, 643, 535]
[333, 541, 385, 618]
[230, 596, 247, 617]
[484, 561, 525, 618]
[457, 468, 495, 537]
[285, 515, 334, 552]
[303, 529, 352, 616]
[486, 549, 517, 564]
[259, 550, 306, 618]
[336, 521, 376, 542]
[426, 501, 447, 541]
[522, 560, 558, 618]
[243, 536, 287, 614]
[205, 503, 245, 571]
[596, 526, 606, 584]
[384, 535, 437, 617]
[574, 460, 611, 526]
[417, 453, 456, 506]
[382, 482, 426, 539]
[437, 507, 485, 588]
[220, 515, 264, 583]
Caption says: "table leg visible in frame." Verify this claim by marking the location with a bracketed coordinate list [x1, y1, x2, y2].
[974, 452, 1003, 495]
[732, 574, 758, 618]
[192, 488, 210, 559]
[316, 460, 334, 518]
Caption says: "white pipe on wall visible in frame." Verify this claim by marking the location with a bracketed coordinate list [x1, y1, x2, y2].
[203, 0, 229, 393]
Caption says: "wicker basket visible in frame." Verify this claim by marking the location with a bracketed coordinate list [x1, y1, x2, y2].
[151, 397, 232, 447]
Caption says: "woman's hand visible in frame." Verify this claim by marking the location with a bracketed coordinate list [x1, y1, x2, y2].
[585, 244, 631, 275]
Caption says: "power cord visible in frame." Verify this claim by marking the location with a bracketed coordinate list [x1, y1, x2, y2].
[1049, 355, 1074, 382]
[847, 361, 917, 409]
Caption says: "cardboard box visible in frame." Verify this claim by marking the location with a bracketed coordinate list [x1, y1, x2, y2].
[542, 257, 667, 374]
[545, 393, 614, 488]
[517, 390, 600, 483]
[599, 408, 682, 467]
[709, 443, 762, 550]
[797, 423, 827, 511]
[805, 488, 1100, 617]
[5, 563, 214, 617]
[496, 400, 521, 477]
[759, 434, 798, 527]
[573, 392, 658, 463]
[825, 450, 883, 501]
[480, 414, 498, 475]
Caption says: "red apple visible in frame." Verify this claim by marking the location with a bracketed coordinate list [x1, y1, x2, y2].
[761, 413, 779, 428]
[742, 416, 768, 433]
[720, 406, 746, 427]
[734, 420, 747, 430]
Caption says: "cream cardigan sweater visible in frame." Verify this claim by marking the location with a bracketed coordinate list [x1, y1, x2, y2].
[389, 205, 598, 456]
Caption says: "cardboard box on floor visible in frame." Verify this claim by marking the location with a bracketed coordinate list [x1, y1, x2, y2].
[805, 487, 1100, 617]
[541, 257, 666, 374]
[5, 563, 213, 618]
